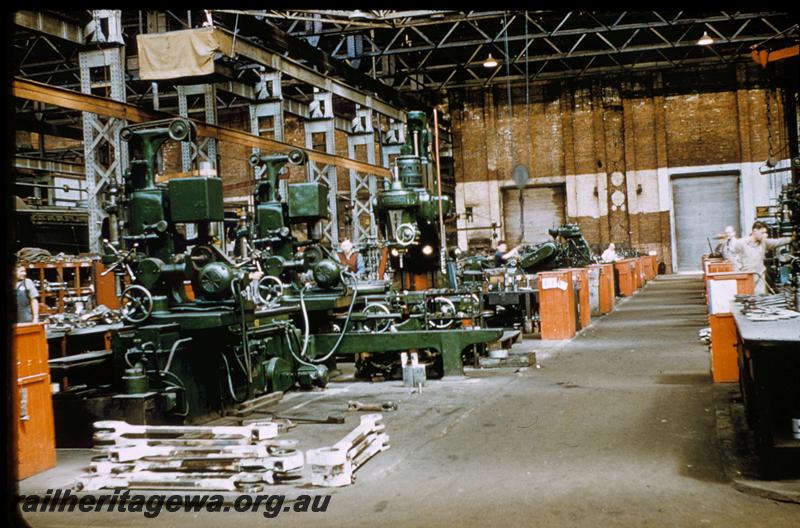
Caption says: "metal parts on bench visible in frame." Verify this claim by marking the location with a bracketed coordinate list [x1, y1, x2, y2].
[306, 413, 390, 487]
[736, 293, 800, 321]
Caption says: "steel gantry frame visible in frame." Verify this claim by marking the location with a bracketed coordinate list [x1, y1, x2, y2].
[13, 12, 400, 253]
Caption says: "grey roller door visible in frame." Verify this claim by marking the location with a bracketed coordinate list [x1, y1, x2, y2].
[502, 185, 566, 245]
[672, 173, 740, 271]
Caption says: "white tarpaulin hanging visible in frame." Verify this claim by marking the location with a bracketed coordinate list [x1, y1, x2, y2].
[137, 28, 233, 80]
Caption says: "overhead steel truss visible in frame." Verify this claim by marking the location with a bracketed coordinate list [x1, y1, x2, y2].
[13, 10, 798, 96]
[268, 10, 798, 91]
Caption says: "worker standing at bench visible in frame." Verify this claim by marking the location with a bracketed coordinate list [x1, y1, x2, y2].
[730, 221, 792, 294]
[13, 264, 39, 324]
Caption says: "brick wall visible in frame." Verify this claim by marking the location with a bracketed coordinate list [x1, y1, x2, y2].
[450, 63, 791, 272]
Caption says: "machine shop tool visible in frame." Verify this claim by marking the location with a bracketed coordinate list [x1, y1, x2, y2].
[346, 400, 398, 412]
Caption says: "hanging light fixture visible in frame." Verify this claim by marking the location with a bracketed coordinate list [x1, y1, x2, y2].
[483, 53, 498, 68]
[697, 31, 714, 46]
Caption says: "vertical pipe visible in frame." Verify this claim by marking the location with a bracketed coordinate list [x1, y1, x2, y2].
[433, 109, 446, 274]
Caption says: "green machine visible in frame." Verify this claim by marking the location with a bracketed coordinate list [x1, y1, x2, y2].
[375, 111, 454, 275]
[302, 111, 501, 379]
[515, 224, 594, 273]
[50, 119, 326, 445]
[238, 150, 378, 376]
[236, 114, 501, 381]
[244, 150, 353, 308]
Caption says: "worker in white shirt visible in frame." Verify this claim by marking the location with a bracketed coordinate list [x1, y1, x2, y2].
[730, 221, 792, 294]
[337, 238, 365, 277]
[601, 243, 620, 262]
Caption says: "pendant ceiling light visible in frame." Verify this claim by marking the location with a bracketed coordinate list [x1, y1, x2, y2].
[697, 31, 714, 46]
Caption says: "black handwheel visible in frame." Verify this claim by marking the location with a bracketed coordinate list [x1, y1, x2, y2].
[255, 275, 284, 305]
[121, 285, 154, 323]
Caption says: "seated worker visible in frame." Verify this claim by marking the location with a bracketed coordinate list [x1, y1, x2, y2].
[494, 240, 521, 267]
[730, 221, 792, 294]
[13, 264, 39, 324]
[337, 238, 365, 277]
[601, 243, 620, 262]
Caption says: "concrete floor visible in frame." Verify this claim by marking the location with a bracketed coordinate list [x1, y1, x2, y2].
[20, 275, 800, 527]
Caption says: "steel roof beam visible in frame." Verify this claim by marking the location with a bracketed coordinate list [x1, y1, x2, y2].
[14, 11, 84, 45]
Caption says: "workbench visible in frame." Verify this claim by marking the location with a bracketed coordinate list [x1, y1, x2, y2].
[47, 323, 124, 390]
[733, 307, 800, 477]
[46, 323, 123, 358]
[483, 288, 538, 334]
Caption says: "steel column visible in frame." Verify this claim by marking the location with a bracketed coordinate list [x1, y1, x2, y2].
[381, 118, 406, 168]
[346, 105, 378, 245]
[249, 71, 285, 176]
[304, 90, 338, 245]
[248, 71, 286, 203]
[79, 46, 128, 253]
[177, 84, 218, 172]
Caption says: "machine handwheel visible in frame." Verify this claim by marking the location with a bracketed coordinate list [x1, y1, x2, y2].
[361, 302, 392, 333]
[120, 285, 154, 324]
[395, 223, 417, 247]
[428, 297, 457, 329]
[255, 275, 284, 305]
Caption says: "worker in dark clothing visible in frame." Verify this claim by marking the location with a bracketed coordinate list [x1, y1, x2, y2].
[14, 264, 39, 324]
[714, 225, 738, 263]
[494, 240, 521, 267]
